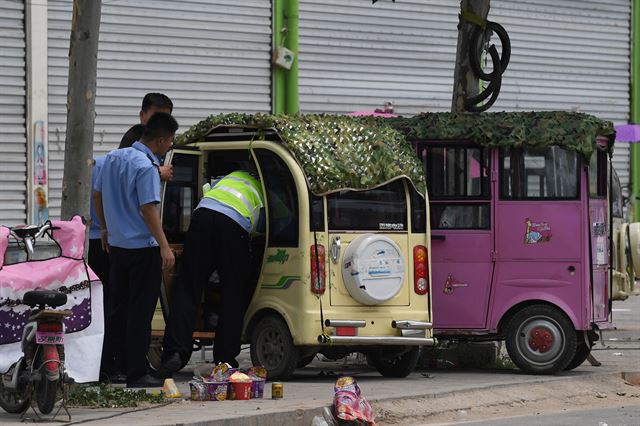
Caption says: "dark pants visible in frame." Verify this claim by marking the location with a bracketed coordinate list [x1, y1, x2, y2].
[88, 238, 110, 316]
[102, 246, 161, 381]
[163, 208, 251, 366]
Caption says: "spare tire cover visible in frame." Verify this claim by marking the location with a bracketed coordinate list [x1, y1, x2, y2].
[341, 234, 405, 305]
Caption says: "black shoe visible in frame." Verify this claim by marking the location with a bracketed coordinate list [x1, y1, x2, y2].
[161, 352, 183, 373]
[126, 374, 164, 388]
[100, 370, 127, 384]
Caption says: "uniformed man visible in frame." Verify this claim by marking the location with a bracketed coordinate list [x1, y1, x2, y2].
[93, 112, 178, 388]
[160, 170, 264, 373]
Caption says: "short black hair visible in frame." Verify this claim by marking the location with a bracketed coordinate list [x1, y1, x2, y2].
[119, 124, 145, 149]
[141, 112, 179, 142]
[141, 93, 173, 113]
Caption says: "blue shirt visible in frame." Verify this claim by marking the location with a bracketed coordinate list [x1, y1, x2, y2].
[89, 155, 106, 240]
[93, 141, 161, 249]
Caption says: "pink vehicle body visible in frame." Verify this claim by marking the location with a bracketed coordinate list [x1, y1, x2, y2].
[412, 132, 613, 374]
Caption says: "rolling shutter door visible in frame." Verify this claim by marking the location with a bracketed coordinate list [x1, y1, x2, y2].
[48, 0, 272, 218]
[0, 0, 27, 225]
[299, 0, 631, 192]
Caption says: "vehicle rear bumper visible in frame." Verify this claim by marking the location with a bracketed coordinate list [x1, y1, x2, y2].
[317, 335, 436, 346]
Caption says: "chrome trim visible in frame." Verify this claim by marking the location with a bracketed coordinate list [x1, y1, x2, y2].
[325, 319, 366, 328]
[401, 329, 426, 338]
[392, 320, 433, 330]
[318, 335, 436, 346]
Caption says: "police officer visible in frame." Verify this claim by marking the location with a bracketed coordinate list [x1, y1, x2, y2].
[161, 170, 264, 372]
[93, 112, 178, 388]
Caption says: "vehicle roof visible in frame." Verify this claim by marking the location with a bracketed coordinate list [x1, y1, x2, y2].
[385, 111, 615, 160]
[174, 113, 426, 196]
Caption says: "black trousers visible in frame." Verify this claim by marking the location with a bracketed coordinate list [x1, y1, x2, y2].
[163, 208, 251, 366]
[88, 238, 110, 316]
[102, 246, 161, 381]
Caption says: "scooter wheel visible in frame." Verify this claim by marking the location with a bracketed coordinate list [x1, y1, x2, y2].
[0, 383, 30, 414]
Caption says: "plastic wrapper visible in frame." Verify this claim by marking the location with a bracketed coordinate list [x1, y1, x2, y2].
[163, 378, 182, 399]
[247, 366, 267, 398]
[333, 377, 375, 426]
[211, 363, 233, 382]
[189, 380, 208, 401]
[229, 371, 252, 383]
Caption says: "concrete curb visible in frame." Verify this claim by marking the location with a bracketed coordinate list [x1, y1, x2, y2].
[142, 371, 630, 426]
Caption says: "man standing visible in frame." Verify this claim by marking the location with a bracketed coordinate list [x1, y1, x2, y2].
[94, 112, 177, 388]
[90, 93, 174, 382]
[160, 170, 264, 373]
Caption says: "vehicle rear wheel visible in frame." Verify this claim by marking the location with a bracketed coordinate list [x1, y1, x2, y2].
[505, 305, 577, 374]
[0, 382, 30, 414]
[564, 332, 593, 371]
[250, 315, 299, 380]
[367, 347, 420, 378]
[36, 374, 57, 415]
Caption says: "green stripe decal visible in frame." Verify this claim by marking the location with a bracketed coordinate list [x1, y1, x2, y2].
[261, 276, 301, 290]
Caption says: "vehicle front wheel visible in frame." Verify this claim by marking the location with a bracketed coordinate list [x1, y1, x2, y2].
[250, 315, 299, 380]
[0, 382, 30, 414]
[367, 346, 420, 378]
[505, 305, 577, 374]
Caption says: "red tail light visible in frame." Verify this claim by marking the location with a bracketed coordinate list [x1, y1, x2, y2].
[310, 244, 326, 295]
[38, 323, 63, 332]
[413, 245, 429, 295]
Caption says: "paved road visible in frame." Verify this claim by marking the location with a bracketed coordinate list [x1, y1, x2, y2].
[432, 405, 640, 426]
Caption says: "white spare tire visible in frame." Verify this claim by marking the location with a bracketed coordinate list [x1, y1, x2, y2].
[341, 234, 405, 305]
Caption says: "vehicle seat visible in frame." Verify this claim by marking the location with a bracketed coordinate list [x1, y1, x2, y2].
[23, 290, 67, 308]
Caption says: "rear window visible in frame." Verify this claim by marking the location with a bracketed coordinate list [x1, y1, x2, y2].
[500, 146, 579, 200]
[327, 180, 407, 231]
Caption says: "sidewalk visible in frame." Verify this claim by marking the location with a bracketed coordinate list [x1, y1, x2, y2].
[1, 296, 638, 425]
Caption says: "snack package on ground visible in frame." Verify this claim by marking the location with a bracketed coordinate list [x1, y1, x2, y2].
[189, 380, 208, 401]
[248, 366, 268, 399]
[333, 377, 376, 425]
[210, 362, 233, 382]
[163, 378, 182, 398]
[228, 371, 252, 400]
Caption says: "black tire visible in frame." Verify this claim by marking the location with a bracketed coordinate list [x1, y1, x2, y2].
[36, 374, 57, 415]
[367, 347, 420, 378]
[297, 354, 317, 369]
[250, 315, 299, 380]
[505, 305, 577, 374]
[564, 333, 593, 371]
[0, 383, 30, 414]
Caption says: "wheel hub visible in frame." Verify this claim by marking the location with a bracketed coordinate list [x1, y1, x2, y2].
[528, 326, 554, 353]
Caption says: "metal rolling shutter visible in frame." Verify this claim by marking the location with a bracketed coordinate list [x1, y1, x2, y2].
[490, 0, 631, 193]
[299, 0, 459, 115]
[299, 0, 631, 191]
[48, 0, 272, 218]
[0, 0, 27, 226]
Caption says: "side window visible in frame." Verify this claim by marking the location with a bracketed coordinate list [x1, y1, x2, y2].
[163, 153, 199, 243]
[207, 149, 255, 180]
[310, 194, 325, 231]
[327, 180, 407, 231]
[418, 143, 491, 230]
[255, 149, 299, 247]
[612, 169, 623, 218]
[589, 148, 608, 198]
[501, 146, 579, 199]
[409, 187, 426, 233]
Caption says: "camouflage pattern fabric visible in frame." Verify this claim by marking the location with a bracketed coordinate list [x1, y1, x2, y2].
[175, 111, 614, 196]
[175, 113, 426, 196]
[385, 111, 615, 160]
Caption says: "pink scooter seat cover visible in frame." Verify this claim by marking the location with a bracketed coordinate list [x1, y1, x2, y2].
[0, 216, 103, 383]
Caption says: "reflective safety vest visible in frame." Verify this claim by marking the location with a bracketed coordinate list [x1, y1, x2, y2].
[203, 171, 264, 232]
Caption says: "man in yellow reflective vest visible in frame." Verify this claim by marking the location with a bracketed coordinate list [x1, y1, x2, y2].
[160, 170, 264, 372]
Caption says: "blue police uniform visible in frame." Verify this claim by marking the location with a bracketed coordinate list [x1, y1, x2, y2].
[94, 141, 163, 383]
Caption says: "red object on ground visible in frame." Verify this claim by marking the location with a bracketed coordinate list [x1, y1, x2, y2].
[231, 382, 252, 400]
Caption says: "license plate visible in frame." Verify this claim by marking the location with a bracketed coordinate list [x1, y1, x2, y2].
[35, 331, 64, 345]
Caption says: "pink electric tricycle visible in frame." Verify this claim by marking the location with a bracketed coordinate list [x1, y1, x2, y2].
[401, 111, 615, 374]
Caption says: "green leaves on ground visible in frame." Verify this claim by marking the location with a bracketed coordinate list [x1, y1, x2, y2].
[67, 384, 167, 408]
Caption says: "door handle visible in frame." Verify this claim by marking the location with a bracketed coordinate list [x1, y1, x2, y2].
[331, 236, 341, 264]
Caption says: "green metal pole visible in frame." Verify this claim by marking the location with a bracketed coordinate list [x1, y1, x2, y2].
[284, 0, 299, 114]
[631, 0, 640, 220]
[273, 0, 286, 114]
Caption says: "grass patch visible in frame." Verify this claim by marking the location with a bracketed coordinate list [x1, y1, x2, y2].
[67, 384, 167, 408]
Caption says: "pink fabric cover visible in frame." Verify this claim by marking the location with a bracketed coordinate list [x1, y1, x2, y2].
[0, 216, 103, 382]
[0, 227, 8, 269]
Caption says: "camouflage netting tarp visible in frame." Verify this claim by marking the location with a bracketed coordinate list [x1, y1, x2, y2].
[175, 113, 426, 196]
[385, 111, 615, 160]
